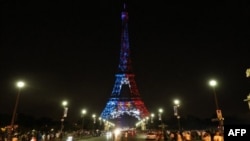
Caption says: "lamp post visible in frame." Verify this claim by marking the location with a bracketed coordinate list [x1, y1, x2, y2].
[150, 113, 155, 130]
[151, 113, 155, 123]
[9, 81, 25, 140]
[209, 80, 219, 110]
[209, 79, 223, 131]
[243, 94, 250, 110]
[158, 108, 164, 138]
[158, 108, 163, 121]
[81, 109, 87, 131]
[146, 116, 149, 124]
[92, 114, 96, 124]
[173, 99, 181, 131]
[92, 114, 96, 134]
[99, 117, 102, 125]
[60, 100, 68, 136]
[244, 68, 250, 109]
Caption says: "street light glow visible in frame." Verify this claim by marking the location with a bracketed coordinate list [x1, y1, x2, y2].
[16, 81, 25, 88]
[10, 80, 26, 139]
[208, 79, 223, 131]
[209, 79, 217, 87]
[82, 109, 87, 114]
[62, 101, 68, 107]
[151, 113, 155, 117]
[174, 99, 180, 105]
[158, 108, 163, 113]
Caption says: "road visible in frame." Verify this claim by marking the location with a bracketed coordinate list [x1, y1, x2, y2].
[72, 134, 203, 141]
[74, 133, 146, 141]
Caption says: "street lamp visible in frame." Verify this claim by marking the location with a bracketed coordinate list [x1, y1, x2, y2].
[9, 81, 25, 140]
[174, 99, 180, 107]
[209, 80, 219, 110]
[209, 79, 223, 131]
[173, 99, 181, 131]
[244, 68, 250, 110]
[158, 108, 163, 121]
[81, 109, 87, 130]
[244, 94, 250, 110]
[158, 108, 165, 136]
[92, 114, 96, 132]
[62, 101, 68, 107]
[146, 116, 149, 124]
[151, 113, 155, 123]
[61, 100, 68, 135]
[150, 113, 155, 130]
[92, 114, 96, 124]
[99, 117, 102, 125]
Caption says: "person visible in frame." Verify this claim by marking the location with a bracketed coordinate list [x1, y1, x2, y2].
[202, 132, 211, 141]
[169, 132, 175, 141]
[213, 131, 223, 141]
[176, 131, 183, 141]
[12, 133, 18, 141]
[124, 131, 128, 141]
[184, 131, 191, 141]
[157, 131, 163, 141]
[30, 136, 36, 141]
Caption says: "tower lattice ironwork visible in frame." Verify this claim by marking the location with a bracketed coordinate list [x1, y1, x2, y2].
[101, 3, 149, 120]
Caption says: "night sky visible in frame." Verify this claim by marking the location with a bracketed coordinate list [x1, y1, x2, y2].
[1, 1, 250, 123]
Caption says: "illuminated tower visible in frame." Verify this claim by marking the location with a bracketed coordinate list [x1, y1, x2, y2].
[101, 2, 149, 121]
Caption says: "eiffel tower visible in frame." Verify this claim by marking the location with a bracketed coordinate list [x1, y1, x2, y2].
[101, 2, 149, 122]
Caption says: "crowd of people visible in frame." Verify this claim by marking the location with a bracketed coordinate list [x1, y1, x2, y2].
[0, 129, 95, 141]
[0, 128, 224, 141]
[151, 129, 224, 141]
